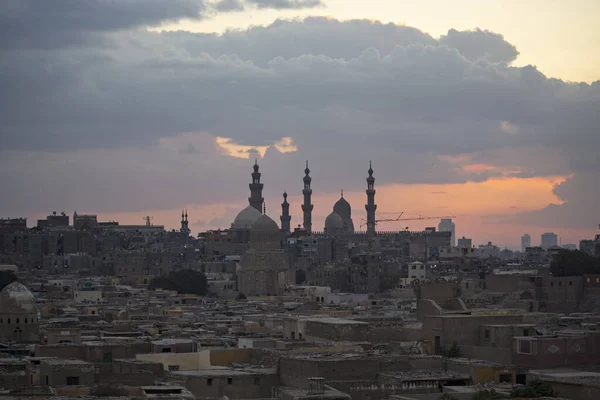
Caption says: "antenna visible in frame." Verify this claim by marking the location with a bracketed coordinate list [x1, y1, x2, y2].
[143, 216, 154, 226]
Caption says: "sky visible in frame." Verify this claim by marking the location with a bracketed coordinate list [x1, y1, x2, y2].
[1, 0, 599, 248]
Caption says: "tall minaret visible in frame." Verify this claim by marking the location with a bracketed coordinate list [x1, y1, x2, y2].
[365, 161, 377, 235]
[301, 161, 313, 234]
[180, 210, 190, 234]
[280, 191, 291, 234]
[248, 159, 264, 212]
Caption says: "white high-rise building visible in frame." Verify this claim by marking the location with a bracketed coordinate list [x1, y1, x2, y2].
[541, 232, 558, 249]
[521, 234, 531, 252]
[438, 218, 456, 247]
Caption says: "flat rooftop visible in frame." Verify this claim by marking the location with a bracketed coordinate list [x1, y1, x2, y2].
[173, 367, 276, 377]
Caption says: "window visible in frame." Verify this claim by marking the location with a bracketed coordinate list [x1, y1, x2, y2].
[162, 347, 172, 353]
[559, 281, 562, 286]
[66, 376, 80, 386]
[168, 365, 180, 371]
[254, 377, 260, 385]
[569, 281, 573, 286]
[517, 339, 532, 355]
[207, 378, 213, 386]
[550, 282, 554, 287]
[587, 278, 591, 283]
[227, 378, 233, 385]
[484, 329, 490, 340]
[103, 353, 112, 363]
[16, 318, 19, 324]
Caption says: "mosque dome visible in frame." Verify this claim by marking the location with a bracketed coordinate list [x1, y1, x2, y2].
[0, 282, 37, 315]
[250, 215, 281, 246]
[333, 196, 352, 220]
[232, 205, 263, 230]
[251, 215, 280, 233]
[324, 211, 344, 235]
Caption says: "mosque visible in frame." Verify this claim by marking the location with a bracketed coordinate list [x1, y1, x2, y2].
[230, 160, 378, 296]
[0, 282, 39, 343]
[230, 159, 377, 238]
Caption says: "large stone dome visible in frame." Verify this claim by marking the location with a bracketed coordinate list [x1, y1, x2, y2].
[232, 205, 263, 230]
[333, 196, 352, 220]
[251, 215, 280, 233]
[0, 282, 37, 315]
[325, 211, 344, 235]
[250, 215, 281, 247]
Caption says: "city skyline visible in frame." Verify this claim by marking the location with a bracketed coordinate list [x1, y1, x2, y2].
[2, 1, 599, 249]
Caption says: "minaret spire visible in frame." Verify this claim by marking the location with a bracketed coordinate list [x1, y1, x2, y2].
[302, 160, 313, 234]
[280, 191, 291, 234]
[248, 159, 264, 212]
[365, 161, 377, 235]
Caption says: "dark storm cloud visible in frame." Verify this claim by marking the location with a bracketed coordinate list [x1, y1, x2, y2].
[0, 5, 598, 228]
[0, 0, 207, 49]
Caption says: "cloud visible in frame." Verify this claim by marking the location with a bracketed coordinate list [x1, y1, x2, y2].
[246, 0, 323, 9]
[501, 120, 520, 135]
[439, 28, 519, 64]
[0, 0, 208, 49]
[0, 10, 598, 232]
[213, 0, 245, 12]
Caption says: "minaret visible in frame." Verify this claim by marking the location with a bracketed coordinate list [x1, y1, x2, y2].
[248, 158, 264, 212]
[180, 210, 185, 232]
[365, 161, 377, 235]
[280, 191, 291, 233]
[301, 161, 313, 234]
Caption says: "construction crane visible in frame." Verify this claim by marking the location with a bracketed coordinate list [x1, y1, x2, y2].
[359, 212, 456, 230]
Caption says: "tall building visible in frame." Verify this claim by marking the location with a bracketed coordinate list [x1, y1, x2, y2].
[438, 218, 456, 247]
[365, 161, 377, 236]
[541, 232, 558, 249]
[248, 159, 264, 212]
[521, 234, 531, 252]
[580, 239, 595, 255]
[301, 161, 313, 234]
[280, 192, 291, 234]
[457, 236, 472, 249]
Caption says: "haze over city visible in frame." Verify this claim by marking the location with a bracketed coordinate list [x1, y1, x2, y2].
[2, 0, 599, 248]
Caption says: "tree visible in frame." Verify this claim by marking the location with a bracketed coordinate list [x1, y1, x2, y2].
[149, 269, 208, 296]
[442, 342, 462, 358]
[90, 385, 128, 397]
[0, 271, 18, 292]
[510, 379, 555, 398]
[550, 249, 600, 277]
[295, 269, 306, 285]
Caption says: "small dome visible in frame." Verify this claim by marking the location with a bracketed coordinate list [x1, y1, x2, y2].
[232, 205, 262, 230]
[333, 196, 352, 220]
[251, 215, 280, 233]
[325, 211, 344, 234]
[0, 282, 37, 315]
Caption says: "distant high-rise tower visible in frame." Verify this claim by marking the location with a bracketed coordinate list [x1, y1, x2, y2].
[301, 161, 313, 234]
[521, 234, 531, 252]
[280, 191, 291, 234]
[438, 218, 456, 247]
[541, 232, 558, 249]
[248, 159, 264, 212]
[180, 210, 190, 235]
[365, 161, 377, 235]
